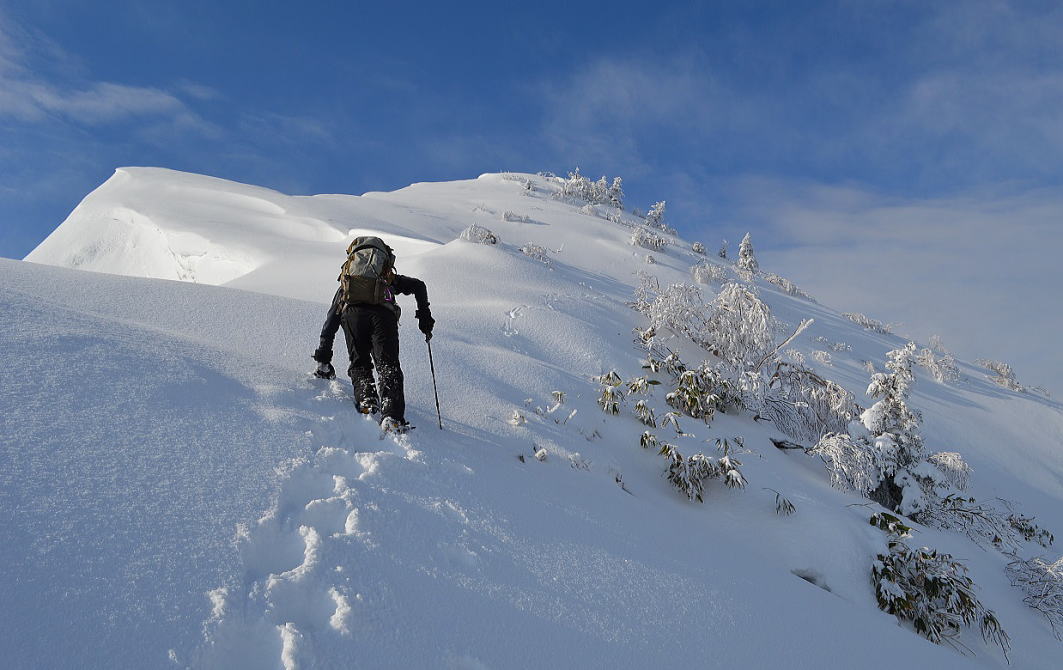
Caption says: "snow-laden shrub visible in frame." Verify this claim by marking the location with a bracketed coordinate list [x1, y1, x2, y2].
[520, 244, 550, 264]
[811, 431, 879, 494]
[762, 272, 816, 302]
[873, 538, 1010, 656]
[502, 211, 533, 223]
[596, 370, 624, 415]
[926, 452, 970, 491]
[762, 362, 861, 444]
[718, 240, 728, 259]
[644, 254, 656, 264]
[920, 495, 1054, 552]
[976, 359, 1024, 392]
[917, 347, 960, 384]
[785, 349, 805, 364]
[1007, 555, 1063, 639]
[635, 281, 708, 345]
[631, 226, 666, 250]
[659, 440, 746, 502]
[691, 262, 727, 285]
[459, 224, 500, 245]
[691, 241, 706, 254]
[812, 350, 833, 366]
[665, 368, 733, 424]
[704, 283, 777, 369]
[554, 168, 624, 209]
[736, 232, 758, 276]
[843, 312, 893, 334]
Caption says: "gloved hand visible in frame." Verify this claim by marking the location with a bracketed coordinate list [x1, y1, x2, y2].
[313, 360, 336, 380]
[415, 308, 435, 341]
[312, 345, 332, 364]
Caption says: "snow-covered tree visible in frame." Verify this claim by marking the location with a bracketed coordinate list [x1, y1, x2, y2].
[736, 232, 758, 275]
[718, 239, 728, 259]
[862, 342, 925, 513]
[704, 283, 777, 369]
[631, 227, 666, 250]
[646, 201, 666, 230]
[607, 176, 624, 209]
[976, 358, 1024, 392]
[691, 262, 727, 286]
[691, 241, 705, 254]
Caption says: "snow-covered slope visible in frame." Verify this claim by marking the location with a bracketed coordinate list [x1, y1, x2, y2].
[7, 168, 1063, 669]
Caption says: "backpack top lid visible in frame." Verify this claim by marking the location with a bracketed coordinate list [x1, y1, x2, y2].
[347, 235, 393, 257]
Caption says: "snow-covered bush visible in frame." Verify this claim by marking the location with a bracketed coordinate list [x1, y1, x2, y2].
[811, 350, 832, 366]
[502, 211, 533, 224]
[459, 224, 500, 245]
[736, 232, 758, 276]
[644, 254, 656, 264]
[843, 312, 893, 334]
[976, 359, 1024, 392]
[596, 370, 624, 415]
[659, 440, 746, 502]
[811, 432, 879, 494]
[520, 244, 550, 264]
[718, 239, 728, 259]
[704, 283, 777, 369]
[554, 168, 624, 209]
[785, 349, 805, 364]
[763, 362, 861, 444]
[926, 452, 970, 491]
[917, 346, 960, 384]
[920, 495, 1054, 552]
[631, 226, 666, 251]
[1007, 555, 1063, 639]
[635, 281, 708, 345]
[665, 368, 731, 423]
[872, 538, 1010, 655]
[762, 272, 816, 302]
[691, 241, 705, 254]
[691, 262, 727, 286]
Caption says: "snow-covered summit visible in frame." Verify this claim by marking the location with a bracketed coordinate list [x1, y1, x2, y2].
[8, 168, 1063, 669]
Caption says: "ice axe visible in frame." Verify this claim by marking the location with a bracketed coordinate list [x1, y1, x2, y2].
[426, 336, 443, 430]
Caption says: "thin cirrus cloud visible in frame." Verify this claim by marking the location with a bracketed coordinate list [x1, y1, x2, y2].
[734, 178, 1063, 392]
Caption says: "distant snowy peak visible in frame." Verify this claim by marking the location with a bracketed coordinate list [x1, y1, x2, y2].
[24, 167, 347, 285]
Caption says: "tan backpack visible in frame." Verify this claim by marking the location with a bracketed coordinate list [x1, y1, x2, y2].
[337, 236, 396, 309]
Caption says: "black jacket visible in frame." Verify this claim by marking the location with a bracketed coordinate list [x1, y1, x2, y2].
[316, 275, 429, 358]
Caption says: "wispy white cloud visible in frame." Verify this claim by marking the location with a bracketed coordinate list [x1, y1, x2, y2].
[0, 8, 214, 132]
[722, 177, 1063, 392]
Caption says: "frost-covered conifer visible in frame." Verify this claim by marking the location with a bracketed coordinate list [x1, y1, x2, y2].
[607, 176, 624, 209]
[718, 239, 728, 259]
[737, 233, 758, 275]
[862, 342, 926, 513]
[646, 201, 667, 230]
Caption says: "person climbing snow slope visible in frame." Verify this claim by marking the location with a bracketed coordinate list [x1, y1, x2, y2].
[312, 236, 434, 432]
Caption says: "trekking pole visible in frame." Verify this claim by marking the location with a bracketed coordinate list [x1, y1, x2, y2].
[427, 337, 443, 429]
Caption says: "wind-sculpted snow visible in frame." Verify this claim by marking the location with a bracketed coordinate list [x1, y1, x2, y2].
[6, 170, 1063, 668]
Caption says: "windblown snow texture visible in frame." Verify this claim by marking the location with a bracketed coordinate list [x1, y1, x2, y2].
[4, 168, 1062, 669]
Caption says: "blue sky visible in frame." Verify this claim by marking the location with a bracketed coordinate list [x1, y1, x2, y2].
[2, 0, 1061, 389]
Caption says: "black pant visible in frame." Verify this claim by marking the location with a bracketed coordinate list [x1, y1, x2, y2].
[340, 305, 405, 422]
